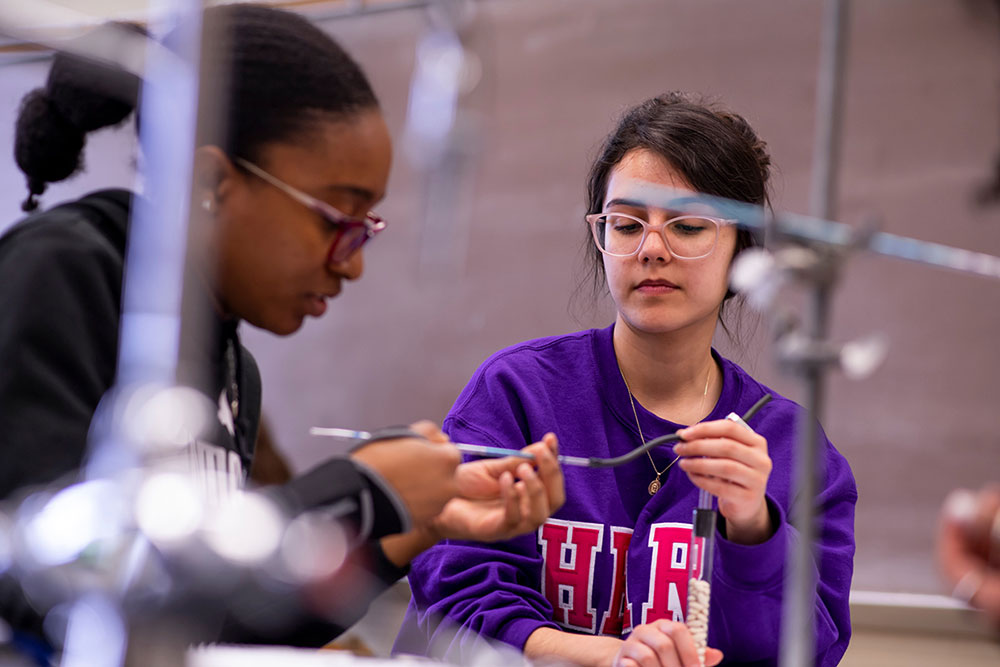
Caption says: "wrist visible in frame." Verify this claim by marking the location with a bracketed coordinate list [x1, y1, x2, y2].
[380, 524, 441, 568]
[724, 499, 774, 545]
[524, 627, 622, 667]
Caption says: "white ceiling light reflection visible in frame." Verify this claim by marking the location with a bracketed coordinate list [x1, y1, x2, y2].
[279, 513, 348, 584]
[22, 481, 124, 567]
[202, 494, 284, 566]
[60, 594, 125, 667]
[135, 473, 203, 545]
[0, 512, 12, 574]
[120, 384, 214, 452]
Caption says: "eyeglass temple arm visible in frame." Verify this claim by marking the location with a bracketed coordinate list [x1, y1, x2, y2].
[580, 393, 773, 469]
[234, 159, 297, 202]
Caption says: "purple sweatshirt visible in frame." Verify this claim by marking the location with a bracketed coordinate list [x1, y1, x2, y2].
[395, 325, 857, 666]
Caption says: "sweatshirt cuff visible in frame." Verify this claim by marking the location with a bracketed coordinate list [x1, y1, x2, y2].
[370, 537, 411, 582]
[266, 457, 410, 542]
[495, 617, 560, 652]
[352, 460, 412, 538]
[714, 495, 786, 590]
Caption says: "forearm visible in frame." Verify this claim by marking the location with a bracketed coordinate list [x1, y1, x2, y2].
[380, 525, 440, 568]
[523, 627, 621, 667]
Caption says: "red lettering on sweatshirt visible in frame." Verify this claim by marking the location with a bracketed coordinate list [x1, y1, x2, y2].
[641, 523, 692, 624]
[599, 527, 633, 635]
[539, 519, 604, 632]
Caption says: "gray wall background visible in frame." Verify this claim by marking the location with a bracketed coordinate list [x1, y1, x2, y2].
[1, 0, 998, 596]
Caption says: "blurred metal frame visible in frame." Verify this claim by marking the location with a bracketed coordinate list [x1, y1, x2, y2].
[0, 0, 428, 66]
[0, 1, 208, 663]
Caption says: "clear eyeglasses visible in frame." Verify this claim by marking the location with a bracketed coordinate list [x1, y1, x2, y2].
[585, 212, 731, 260]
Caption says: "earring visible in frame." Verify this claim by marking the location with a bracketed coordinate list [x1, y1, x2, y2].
[201, 198, 214, 213]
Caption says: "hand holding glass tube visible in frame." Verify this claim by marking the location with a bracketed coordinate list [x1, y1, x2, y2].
[678, 399, 772, 666]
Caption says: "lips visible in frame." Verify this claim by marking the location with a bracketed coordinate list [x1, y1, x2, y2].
[305, 289, 340, 317]
[635, 279, 679, 294]
[305, 294, 327, 317]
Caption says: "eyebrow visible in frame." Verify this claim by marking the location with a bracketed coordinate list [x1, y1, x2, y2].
[322, 184, 382, 205]
[604, 197, 648, 209]
[605, 197, 689, 217]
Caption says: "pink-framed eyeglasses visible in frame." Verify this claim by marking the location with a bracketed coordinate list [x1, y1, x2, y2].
[585, 211, 732, 260]
[235, 157, 386, 264]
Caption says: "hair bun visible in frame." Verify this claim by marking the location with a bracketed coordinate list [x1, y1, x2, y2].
[13, 38, 141, 211]
[14, 88, 86, 199]
[46, 51, 137, 132]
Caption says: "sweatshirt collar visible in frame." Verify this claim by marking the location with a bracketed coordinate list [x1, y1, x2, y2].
[592, 322, 738, 442]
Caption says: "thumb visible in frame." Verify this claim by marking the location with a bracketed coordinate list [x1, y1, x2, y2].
[706, 648, 724, 666]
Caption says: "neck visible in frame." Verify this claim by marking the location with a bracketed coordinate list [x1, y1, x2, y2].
[189, 208, 236, 323]
[190, 259, 232, 322]
[612, 313, 720, 424]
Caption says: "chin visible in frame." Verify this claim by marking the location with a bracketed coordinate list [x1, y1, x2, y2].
[621, 308, 697, 336]
[273, 319, 305, 336]
[250, 314, 304, 337]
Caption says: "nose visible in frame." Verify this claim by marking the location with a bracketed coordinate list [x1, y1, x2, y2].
[636, 223, 673, 264]
[329, 248, 364, 281]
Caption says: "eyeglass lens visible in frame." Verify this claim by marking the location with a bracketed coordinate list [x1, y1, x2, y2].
[594, 214, 719, 258]
[327, 225, 370, 264]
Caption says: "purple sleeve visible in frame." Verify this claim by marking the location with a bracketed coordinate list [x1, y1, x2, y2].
[393, 372, 561, 660]
[708, 427, 857, 667]
[397, 533, 559, 660]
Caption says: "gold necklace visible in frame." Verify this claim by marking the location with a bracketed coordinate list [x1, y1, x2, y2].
[617, 361, 713, 495]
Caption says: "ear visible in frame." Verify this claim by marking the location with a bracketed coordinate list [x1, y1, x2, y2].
[192, 145, 240, 205]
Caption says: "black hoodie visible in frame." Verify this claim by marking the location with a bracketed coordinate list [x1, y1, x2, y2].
[0, 190, 408, 652]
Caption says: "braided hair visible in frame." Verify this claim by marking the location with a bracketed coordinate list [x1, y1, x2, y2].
[14, 4, 379, 212]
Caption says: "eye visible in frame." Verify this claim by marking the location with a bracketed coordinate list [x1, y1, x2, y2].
[322, 215, 346, 232]
[312, 203, 351, 232]
[669, 217, 712, 235]
[608, 215, 644, 234]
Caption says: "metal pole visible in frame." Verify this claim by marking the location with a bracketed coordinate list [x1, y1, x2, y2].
[781, 1, 848, 666]
[780, 283, 832, 667]
[809, 0, 849, 222]
[115, 0, 203, 389]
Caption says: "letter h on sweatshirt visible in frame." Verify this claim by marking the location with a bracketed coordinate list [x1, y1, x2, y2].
[538, 519, 604, 632]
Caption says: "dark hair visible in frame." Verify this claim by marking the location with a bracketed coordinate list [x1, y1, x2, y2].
[582, 92, 772, 328]
[14, 22, 146, 212]
[14, 4, 379, 212]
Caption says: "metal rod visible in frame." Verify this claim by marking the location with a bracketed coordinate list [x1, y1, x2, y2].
[781, 2, 848, 664]
[115, 2, 202, 388]
[809, 0, 850, 222]
[780, 284, 831, 667]
[623, 180, 1000, 282]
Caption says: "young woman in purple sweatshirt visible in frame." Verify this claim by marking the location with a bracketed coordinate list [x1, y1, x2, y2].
[396, 93, 857, 667]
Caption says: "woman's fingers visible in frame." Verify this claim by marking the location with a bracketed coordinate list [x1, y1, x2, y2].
[678, 419, 766, 450]
[678, 456, 762, 490]
[521, 433, 565, 510]
[674, 437, 771, 473]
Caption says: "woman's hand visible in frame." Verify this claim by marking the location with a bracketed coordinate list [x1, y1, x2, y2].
[350, 420, 461, 525]
[613, 620, 723, 667]
[936, 485, 1000, 627]
[381, 433, 563, 568]
[675, 418, 774, 545]
[431, 433, 564, 542]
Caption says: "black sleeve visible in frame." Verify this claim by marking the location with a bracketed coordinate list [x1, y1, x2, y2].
[0, 218, 122, 500]
[215, 538, 409, 647]
[266, 457, 409, 542]
[0, 215, 123, 647]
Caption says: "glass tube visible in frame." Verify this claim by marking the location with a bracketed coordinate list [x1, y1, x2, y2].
[687, 489, 716, 666]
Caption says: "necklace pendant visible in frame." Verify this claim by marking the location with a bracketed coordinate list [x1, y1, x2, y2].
[648, 477, 661, 495]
